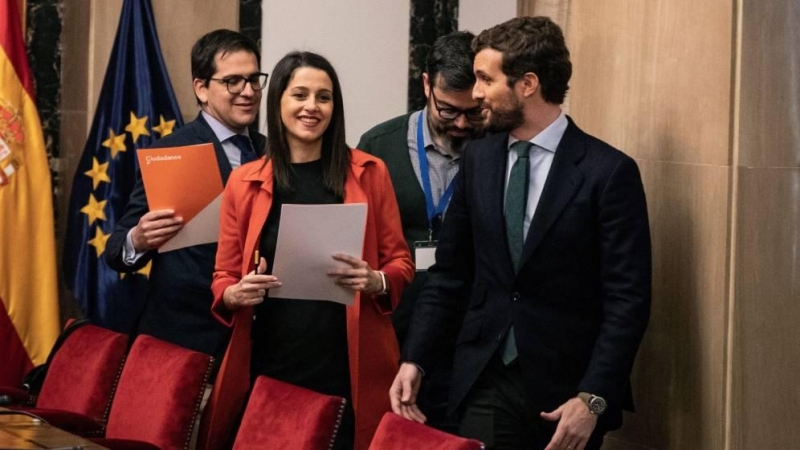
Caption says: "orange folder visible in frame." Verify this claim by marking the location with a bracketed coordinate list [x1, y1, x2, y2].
[137, 143, 223, 252]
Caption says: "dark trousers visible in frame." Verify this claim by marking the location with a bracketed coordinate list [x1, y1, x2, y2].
[458, 356, 605, 450]
[418, 365, 459, 433]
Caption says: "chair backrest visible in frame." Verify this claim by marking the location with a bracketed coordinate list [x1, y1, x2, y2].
[369, 413, 485, 450]
[105, 334, 213, 450]
[35, 323, 129, 421]
[232, 376, 347, 450]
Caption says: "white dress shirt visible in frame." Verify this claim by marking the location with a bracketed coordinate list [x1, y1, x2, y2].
[505, 111, 568, 238]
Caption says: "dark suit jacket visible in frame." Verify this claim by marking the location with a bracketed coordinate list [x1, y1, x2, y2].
[403, 117, 651, 431]
[106, 113, 266, 367]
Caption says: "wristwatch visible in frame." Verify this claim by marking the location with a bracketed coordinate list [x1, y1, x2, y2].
[578, 392, 607, 415]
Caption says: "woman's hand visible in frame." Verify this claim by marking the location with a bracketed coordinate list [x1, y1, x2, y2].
[328, 253, 385, 295]
[222, 257, 282, 310]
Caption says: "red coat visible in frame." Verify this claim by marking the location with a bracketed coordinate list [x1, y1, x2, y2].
[206, 149, 413, 450]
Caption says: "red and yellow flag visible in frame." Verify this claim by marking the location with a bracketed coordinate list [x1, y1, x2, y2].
[0, 0, 60, 385]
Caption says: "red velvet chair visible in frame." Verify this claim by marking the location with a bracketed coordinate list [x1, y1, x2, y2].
[368, 412, 485, 450]
[91, 334, 213, 450]
[7, 323, 129, 437]
[232, 376, 347, 450]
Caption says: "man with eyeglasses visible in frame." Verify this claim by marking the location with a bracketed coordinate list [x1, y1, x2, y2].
[357, 30, 485, 432]
[106, 29, 267, 375]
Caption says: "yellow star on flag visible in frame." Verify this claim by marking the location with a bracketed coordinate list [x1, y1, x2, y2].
[119, 260, 152, 280]
[125, 112, 150, 142]
[80, 193, 108, 225]
[152, 115, 176, 137]
[87, 226, 110, 257]
[84, 157, 111, 190]
[102, 128, 127, 159]
[136, 260, 153, 278]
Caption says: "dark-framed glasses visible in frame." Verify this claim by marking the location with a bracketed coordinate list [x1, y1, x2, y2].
[209, 72, 269, 94]
[430, 88, 484, 121]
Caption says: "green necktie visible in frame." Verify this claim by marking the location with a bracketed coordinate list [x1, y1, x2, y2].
[501, 140, 533, 365]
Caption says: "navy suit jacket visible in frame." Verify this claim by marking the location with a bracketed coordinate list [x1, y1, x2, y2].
[403, 117, 651, 431]
[106, 113, 266, 367]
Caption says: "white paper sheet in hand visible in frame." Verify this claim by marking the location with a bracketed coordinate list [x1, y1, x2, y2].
[269, 203, 368, 305]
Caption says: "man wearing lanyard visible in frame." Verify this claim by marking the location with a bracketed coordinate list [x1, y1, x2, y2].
[358, 30, 485, 430]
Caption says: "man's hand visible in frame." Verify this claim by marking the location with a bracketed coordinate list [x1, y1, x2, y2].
[130, 209, 184, 252]
[389, 362, 427, 423]
[541, 397, 598, 450]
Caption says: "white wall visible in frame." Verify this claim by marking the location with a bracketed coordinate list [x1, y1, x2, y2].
[261, 1, 410, 145]
[459, 0, 516, 34]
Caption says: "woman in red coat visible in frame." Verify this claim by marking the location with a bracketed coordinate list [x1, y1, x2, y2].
[210, 51, 413, 450]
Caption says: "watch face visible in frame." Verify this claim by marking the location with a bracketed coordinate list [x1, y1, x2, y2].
[589, 396, 607, 414]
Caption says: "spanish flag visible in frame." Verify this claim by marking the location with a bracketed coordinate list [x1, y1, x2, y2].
[0, 0, 60, 385]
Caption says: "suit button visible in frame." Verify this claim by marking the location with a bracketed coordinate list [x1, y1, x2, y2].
[512, 292, 520, 302]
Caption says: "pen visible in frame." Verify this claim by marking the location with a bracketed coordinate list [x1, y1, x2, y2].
[254, 250, 260, 273]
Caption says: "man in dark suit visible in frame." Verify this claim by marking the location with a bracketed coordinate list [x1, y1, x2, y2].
[390, 17, 651, 450]
[106, 29, 267, 370]
[357, 31, 485, 430]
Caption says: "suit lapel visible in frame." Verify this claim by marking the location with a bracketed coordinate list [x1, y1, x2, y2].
[242, 162, 273, 274]
[475, 133, 517, 281]
[193, 113, 233, 184]
[520, 120, 586, 265]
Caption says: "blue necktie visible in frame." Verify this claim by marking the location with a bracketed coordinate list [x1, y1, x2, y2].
[501, 140, 533, 365]
[229, 134, 257, 165]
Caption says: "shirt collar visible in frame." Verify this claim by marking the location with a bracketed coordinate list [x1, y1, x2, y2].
[201, 111, 250, 142]
[508, 110, 568, 153]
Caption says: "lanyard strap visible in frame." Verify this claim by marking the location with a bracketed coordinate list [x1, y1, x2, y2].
[417, 112, 456, 230]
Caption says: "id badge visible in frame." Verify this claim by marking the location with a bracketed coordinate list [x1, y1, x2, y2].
[414, 241, 437, 271]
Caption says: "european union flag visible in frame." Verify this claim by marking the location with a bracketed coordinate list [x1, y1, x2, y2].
[63, 0, 183, 333]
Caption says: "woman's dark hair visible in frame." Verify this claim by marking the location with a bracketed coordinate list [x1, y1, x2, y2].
[264, 51, 350, 196]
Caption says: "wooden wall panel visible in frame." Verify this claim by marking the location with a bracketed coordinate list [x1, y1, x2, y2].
[151, 0, 237, 123]
[732, 0, 800, 448]
[567, 0, 733, 166]
[731, 169, 800, 449]
[563, 1, 735, 449]
[606, 161, 729, 450]
[738, 0, 800, 168]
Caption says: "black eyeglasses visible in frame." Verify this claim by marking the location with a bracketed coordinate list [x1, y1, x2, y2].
[208, 72, 269, 94]
[430, 88, 484, 122]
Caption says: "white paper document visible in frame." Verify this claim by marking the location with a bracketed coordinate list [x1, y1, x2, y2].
[269, 203, 368, 305]
[159, 194, 222, 253]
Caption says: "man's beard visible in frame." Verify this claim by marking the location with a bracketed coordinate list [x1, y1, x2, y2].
[427, 112, 479, 152]
[484, 92, 525, 133]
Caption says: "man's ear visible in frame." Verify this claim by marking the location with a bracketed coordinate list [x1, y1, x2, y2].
[193, 78, 209, 104]
[519, 72, 540, 98]
[422, 72, 431, 99]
